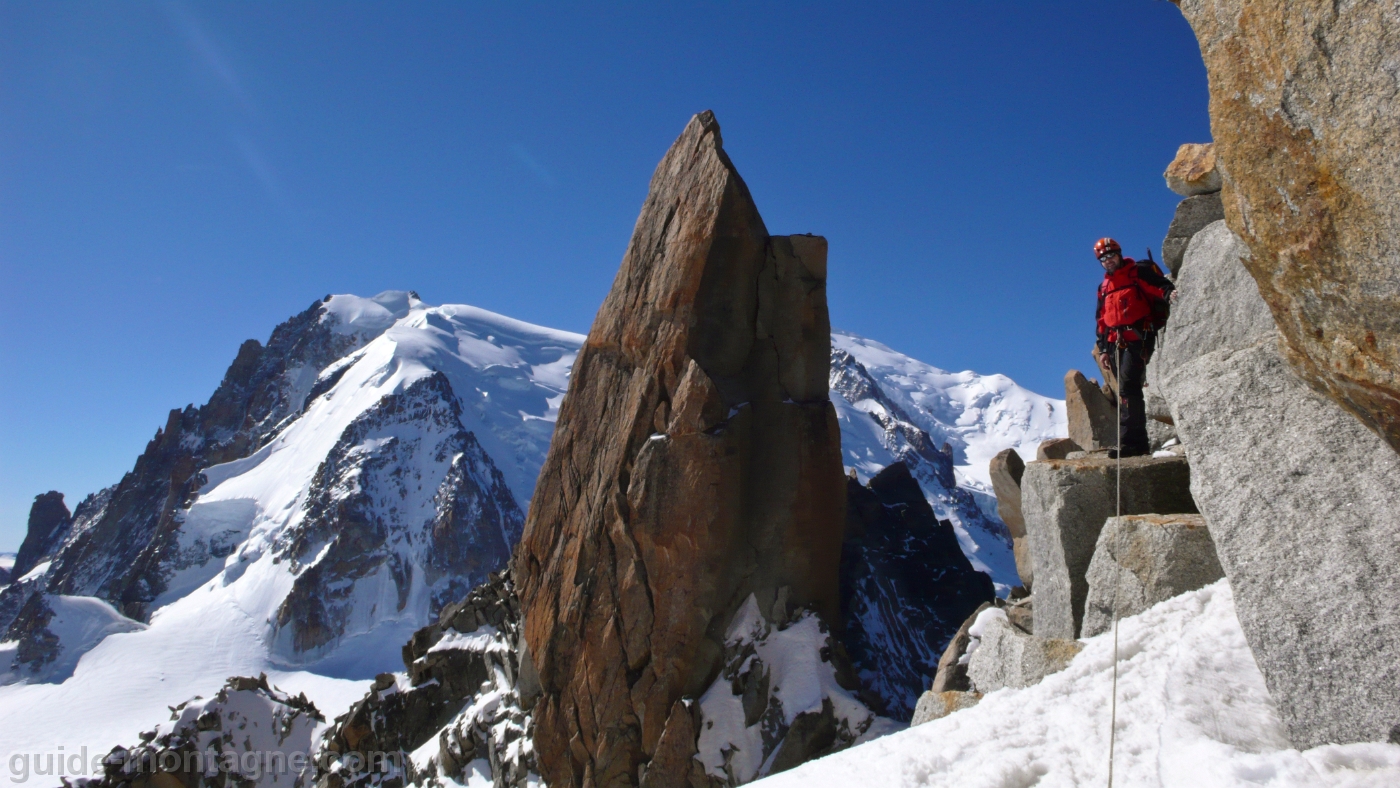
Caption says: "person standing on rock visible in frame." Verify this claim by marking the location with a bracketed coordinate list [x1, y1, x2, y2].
[1093, 237, 1174, 458]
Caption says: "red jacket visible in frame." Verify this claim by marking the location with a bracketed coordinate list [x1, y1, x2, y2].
[1097, 258, 1166, 342]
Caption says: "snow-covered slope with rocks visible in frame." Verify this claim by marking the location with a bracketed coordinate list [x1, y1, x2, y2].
[0, 292, 582, 765]
[754, 581, 1400, 788]
[830, 331, 1065, 590]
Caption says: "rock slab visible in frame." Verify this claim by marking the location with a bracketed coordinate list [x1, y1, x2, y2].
[1065, 370, 1117, 451]
[1080, 514, 1223, 638]
[514, 111, 847, 787]
[1154, 219, 1400, 747]
[1021, 454, 1197, 639]
[1161, 191, 1224, 277]
[988, 449, 1030, 589]
[1175, 0, 1400, 454]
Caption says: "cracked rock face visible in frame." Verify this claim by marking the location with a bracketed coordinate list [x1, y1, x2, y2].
[514, 111, 847, 788]
[1174, 0, 1400, 454]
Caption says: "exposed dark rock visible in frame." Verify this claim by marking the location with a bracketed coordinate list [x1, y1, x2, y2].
[1020, 454, 1197, 639]
[33, 298, 366, 621]
[514, 111, 847, 788]
[317, 571, 537, 788]
[838, 462, 996, 720]
[13, 492, 71, 580]
[272, 372, 522, 656]
[80, 674, 324, 788]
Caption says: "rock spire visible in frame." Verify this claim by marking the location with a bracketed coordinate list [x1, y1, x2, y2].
[513, 111, 847, 787]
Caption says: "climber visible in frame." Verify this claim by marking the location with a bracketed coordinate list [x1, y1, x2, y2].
[1093, 237, 1175, 458]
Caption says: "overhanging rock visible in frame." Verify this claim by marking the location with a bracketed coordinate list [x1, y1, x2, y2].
[1021, 454, 1197, 639]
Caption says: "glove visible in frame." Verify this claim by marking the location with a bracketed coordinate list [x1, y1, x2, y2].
[1096, 336, 1110, 356]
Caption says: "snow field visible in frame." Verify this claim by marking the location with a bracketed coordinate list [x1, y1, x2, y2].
[752, 581, 1400, 788]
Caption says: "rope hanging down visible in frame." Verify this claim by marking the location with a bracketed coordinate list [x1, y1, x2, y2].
[1107, 344, 1125, 786]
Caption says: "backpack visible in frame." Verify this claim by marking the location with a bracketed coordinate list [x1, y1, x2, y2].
[1138, 250, 1170, 332]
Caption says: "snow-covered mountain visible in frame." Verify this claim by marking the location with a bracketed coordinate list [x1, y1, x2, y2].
[0, 292, 581, 759]
[0, 292, 1061, 770]
[830, 330, 1064, 591]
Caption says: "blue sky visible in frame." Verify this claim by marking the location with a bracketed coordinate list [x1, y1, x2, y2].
[0, 1, 1209, 549]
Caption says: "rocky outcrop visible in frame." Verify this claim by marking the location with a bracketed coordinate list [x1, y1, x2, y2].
[1080, 514, 1223, 638]
[13, 492, 71, 580]
[692, 594, 883, 786]
[1174, 0, 1400, 454]
[514, 111, 847, 787]
[84, 674, 324, 788]
[1021, 454, 1197, 639]
[1163, 142, 1221, 197]
[965, 608, 1081, 693]
[1161, 192, 1224, 277]
[317, 571, 537, 788]
[838, 462, 995, 719]
[988, 450, 1030, 588]
[1064, 370, 1116, 451]
[1152, 219, 1400, 747]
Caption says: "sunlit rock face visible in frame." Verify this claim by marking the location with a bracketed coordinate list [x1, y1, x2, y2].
[1174, 0, 1400, 453]
[514, 111, 847, 788]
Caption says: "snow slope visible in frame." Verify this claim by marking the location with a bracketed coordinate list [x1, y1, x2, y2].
[753, 581, 1400, 787]
[0, 294, 582, 765]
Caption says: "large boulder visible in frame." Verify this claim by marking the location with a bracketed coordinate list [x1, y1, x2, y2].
[1021, 454, 1197, 639]
[1174, 0, 1400, 454]
[1080, 514, 1224, 638]
[1161, 192, 1224, 277]
[988, 449, 1030, 588]
[1163, 142, 1222, 197]
[514, 111, 847, 787]
[965, 609, 1081, 693]
[1153, 219, 1400, 747]
[1065, 370, 1117, 451]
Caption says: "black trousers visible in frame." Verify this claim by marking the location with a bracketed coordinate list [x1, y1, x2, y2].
[1107, 340, 1150, 455]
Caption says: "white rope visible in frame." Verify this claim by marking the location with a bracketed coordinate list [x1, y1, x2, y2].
[1108, 343, 1124, 786]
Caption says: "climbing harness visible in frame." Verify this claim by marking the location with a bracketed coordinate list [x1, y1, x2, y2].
[1107, 343, 1125, 786]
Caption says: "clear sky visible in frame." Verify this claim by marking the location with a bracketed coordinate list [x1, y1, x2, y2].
[0, 1, 1210, 549]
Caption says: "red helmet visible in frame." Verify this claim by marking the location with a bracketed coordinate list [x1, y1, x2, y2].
[1094, 237, 1122, 259]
